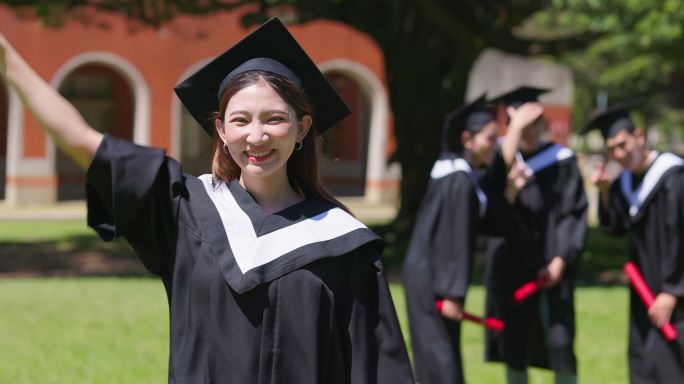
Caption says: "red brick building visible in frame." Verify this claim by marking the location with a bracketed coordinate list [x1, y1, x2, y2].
[0, 6, 399, 205]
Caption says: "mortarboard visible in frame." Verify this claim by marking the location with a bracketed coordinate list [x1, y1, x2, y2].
[442, 93, 494, 152]
[174, 17, 350, 136]
[488, 86, 550, 109]
[581, 98, 644, 140]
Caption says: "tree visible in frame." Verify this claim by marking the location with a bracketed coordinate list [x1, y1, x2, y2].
[3, 0, 575, 229]
[526, 0, 684, 150]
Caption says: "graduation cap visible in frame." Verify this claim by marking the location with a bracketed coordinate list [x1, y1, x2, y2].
[442, 93, 494, 152]
[174, 17, 350, 136]
[581, 98, 645, 140]
[488, 86, 550, 108]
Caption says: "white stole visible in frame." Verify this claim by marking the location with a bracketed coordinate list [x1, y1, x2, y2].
[430, 158, 487, 218]
[620, 152, 684, 217]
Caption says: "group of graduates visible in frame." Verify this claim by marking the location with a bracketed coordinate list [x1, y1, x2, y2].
[402, 87, 684, 384]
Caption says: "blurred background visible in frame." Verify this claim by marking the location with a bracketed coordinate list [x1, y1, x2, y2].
[1, 1, 680, 382]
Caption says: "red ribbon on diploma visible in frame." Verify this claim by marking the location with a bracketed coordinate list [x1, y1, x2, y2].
[623, 262, 678, 342]
[435, 300, 505, 332]
[512, 275, 548, 304]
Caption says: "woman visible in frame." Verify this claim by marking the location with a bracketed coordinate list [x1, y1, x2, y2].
[401, 95, 533, 384]
[0, 18, 414, 383]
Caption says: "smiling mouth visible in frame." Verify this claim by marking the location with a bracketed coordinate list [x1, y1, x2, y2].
[245, 149, 275, 162]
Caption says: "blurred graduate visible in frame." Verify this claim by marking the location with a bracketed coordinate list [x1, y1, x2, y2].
[587, 101, 684, 384]
[402, 95, 532, 384]
[484, 87, 587, 384]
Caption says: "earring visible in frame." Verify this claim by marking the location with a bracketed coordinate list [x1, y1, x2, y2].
[222, 143, 229, 155]
[294, 141, 303, 151]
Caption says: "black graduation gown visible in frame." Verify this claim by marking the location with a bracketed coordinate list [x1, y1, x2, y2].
[599, 152, 684, 384]
[484, 143, 587, 373]
[85, 135, 414, 384]
[401, 156, 522, 384]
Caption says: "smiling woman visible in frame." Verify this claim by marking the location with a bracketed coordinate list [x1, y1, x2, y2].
[0, 17, 414, 383]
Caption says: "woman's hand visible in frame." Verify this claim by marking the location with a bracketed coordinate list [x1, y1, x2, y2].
[505, 161, 530, 203]
[538, 256, 566, 289]
[438, 298, 464, 321]
[649, 292, 677, 328]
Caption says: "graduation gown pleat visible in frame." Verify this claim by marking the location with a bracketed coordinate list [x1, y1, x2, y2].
[599, 152, 684, 384]
[86, 135, 415, 384]
[484, 144, 588, 373]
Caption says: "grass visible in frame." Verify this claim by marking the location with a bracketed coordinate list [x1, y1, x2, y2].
[0, 278, 169, 383]
[0, 219, 633, 382]
[0, 278, 629, 383]
[390, 284, 629, 384]
[0, 220, 92, 242]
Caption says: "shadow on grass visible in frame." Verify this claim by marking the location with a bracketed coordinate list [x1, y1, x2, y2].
[371, 223, 630, 286]
[0, 234, 151, 278]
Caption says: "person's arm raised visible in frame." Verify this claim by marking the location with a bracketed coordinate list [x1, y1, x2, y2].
[500, 103, 545, 168]
[0, 35, 102, 169]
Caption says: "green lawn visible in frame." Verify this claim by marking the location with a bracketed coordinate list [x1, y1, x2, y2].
[0, 219, 632, 382]
[0, 278, 629, 383]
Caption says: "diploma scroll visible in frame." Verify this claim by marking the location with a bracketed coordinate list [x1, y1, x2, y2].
[435, 300, 505, 332]
[624, 262, 678, 342]
[512, 275, 548, 304]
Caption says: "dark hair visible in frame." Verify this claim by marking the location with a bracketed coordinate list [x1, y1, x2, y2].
[212, 71, 348, 212]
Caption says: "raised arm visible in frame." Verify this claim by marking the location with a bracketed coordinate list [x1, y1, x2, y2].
[500, 103, 545, 168]
[0, 34, 102, 169]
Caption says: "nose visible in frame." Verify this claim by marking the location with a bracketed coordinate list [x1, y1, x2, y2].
[246, 122, 268, 144]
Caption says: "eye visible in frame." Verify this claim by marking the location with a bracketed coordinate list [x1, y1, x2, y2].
[229, 116, 249, 126]
[267, 115, 288, 124]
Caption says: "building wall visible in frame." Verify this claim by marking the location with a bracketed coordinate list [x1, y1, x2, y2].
[0, 5, 398, 205]
[467, 48, 574, 145]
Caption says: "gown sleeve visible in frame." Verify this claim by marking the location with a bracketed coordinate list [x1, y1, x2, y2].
[430, 174, 478, 300]
[661, 170, 684, 297]
[85, 135, 184, 276]
[552, 160, 588, 265]
[598, 179, 630, 237]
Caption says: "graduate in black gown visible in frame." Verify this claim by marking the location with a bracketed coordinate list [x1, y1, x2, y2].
[484, 87, 587, 384]
[401, 95, 533, 384]
[0, 19, 414, 383]
[585, 101, 684, 384]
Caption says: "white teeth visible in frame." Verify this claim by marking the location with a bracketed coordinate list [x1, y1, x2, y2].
[246, 150, 272, 157]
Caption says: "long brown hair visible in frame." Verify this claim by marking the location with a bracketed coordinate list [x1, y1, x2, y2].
[212, 71, 349, 212]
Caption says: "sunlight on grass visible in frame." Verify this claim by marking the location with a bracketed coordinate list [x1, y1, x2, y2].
[0, 278, 628, 383]
[0, 220, 92, 242]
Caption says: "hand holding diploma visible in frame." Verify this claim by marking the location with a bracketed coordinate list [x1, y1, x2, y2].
[624, 262, 679, 342]
[435, 300, 505, 332]
[512, 275, 547, 304]
[513, 257, 566, 304]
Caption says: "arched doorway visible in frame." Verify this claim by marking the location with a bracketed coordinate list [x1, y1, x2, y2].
[57, 64, 134, 200]
[0, 78, 7, 200]
[179, 105, 213, 176]
[321, 71, 371, 196]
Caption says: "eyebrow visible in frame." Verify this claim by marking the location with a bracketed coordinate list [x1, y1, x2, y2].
[227, 109, 290, 117]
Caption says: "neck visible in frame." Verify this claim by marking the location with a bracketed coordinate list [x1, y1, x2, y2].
[633, 149, 656, 175]
[239, 169, 302, 214]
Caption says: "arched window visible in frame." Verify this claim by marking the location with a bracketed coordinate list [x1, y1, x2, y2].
[57, 64, 134, 200]
[321, 71, 371, 196]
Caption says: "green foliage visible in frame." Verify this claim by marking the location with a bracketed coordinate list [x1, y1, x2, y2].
[530, 0, 684, 143]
